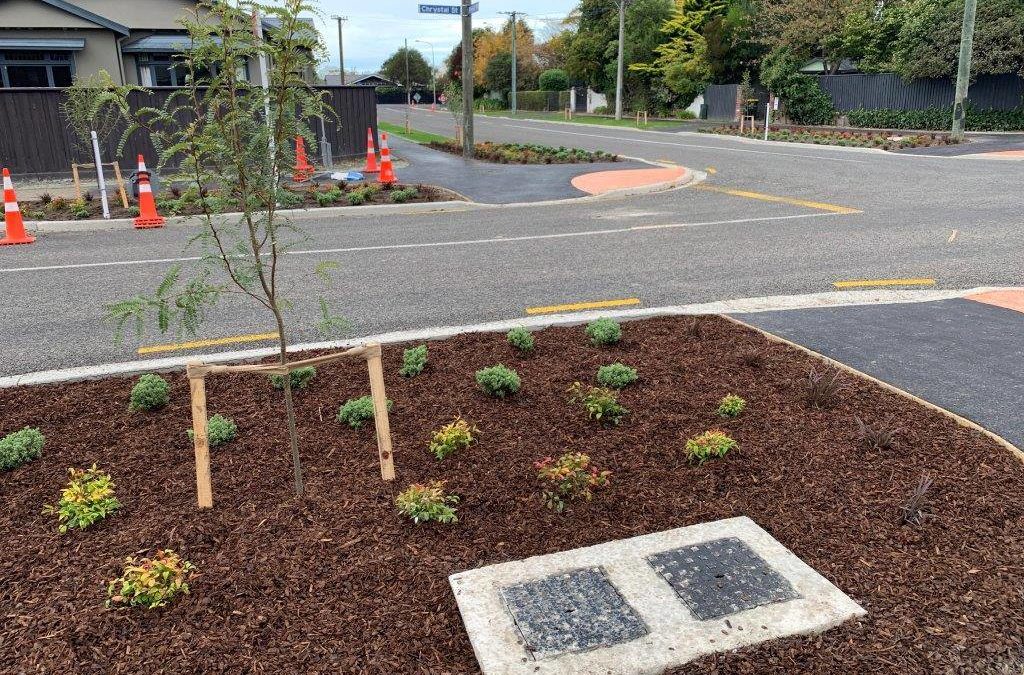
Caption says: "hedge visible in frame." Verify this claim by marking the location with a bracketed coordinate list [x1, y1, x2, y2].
[513, 90, 572, 112]
[846, 106, 1024, 132]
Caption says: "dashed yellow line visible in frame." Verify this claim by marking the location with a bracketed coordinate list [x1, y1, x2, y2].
[706, 166, 717, 174]
[526, 298, 640, 315]
[833, 278, 935, 289]
[694, 184, 861, 214]
[138, 332, 280, 355]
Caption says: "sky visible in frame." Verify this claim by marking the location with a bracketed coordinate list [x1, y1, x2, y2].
[311, 0, 578, 74]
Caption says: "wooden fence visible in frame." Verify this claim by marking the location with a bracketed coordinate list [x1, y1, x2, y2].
[0, 85, 377, 176]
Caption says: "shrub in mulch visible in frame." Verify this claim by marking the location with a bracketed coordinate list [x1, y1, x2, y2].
[702, 125, 960, 151]
[428, 140, 619, 164]
[1, 316, 1024, 673]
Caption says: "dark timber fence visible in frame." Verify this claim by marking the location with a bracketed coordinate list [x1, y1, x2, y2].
[0, 85, 377, 176]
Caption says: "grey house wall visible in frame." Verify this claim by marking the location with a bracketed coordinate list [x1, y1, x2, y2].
[0, 86, 377, 176]
[815, 73, 1024, 111]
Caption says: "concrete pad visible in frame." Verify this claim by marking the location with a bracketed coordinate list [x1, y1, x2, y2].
[570, 166, 687, 195]
[449, 516, 864, 674]
[968, 289, 1024, 314]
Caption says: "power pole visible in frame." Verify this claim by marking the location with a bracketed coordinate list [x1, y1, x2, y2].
[331, 15, 347, 84]
[404, 37, 411, 132]
[951, 0, 977, 141]
[499, 11, 525, 115]
[461, 0, 474, 157]
[614, 0, 626, 120]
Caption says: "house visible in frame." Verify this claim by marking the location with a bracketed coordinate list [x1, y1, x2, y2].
[0, 0, 318, 88]
[321, 72, 397, 87]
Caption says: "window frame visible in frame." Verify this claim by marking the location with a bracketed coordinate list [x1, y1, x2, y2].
[0, 50, 75, 88]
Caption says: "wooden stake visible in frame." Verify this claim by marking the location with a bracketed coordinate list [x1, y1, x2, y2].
[187, 366, 213, 508]
[71, 164, 82, 202]
[365, 343, 395, 481]
[111, 162, 129, 209]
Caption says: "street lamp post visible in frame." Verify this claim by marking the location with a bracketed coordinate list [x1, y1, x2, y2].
[951, 0, 977, 141]
[415, 39, 436, 112]
[614, 0, 627, 120]
[499, 11, 524, 115]
[330, 15, 346, 84]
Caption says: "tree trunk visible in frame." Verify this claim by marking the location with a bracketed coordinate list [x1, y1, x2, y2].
[273, 312, 303, 496]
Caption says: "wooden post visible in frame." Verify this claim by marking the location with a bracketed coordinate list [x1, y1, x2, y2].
[111, 162, 129, 208]
[187, 364, 213, 508]
[364, 343, 395, 481]
[71, 164, 82, 201]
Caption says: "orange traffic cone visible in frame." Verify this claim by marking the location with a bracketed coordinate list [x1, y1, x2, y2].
[378, 132, 397, 185]
[133, 155, 165, 229]
[1, 168, 34, 246]
[294, 136, 314, 182]
[362, 127, 379, 173]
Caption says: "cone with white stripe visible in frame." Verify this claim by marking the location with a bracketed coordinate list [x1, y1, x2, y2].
[362, 127, 379, 173]
[377, 132, 397, 185]
[1, 168, 34, 246]
[133, 155, 165, 229]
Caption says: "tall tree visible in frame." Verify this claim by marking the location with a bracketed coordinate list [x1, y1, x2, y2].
[380, 47, 432, 86]
[755, 0, 866, 72]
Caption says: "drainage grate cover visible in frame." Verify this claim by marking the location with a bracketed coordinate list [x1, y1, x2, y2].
[500, 567, 648, 659]
[647, 536, 801, 620]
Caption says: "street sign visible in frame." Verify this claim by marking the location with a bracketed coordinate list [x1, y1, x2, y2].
[413, 92, 422, 103]
[467, 2, 479, 13]
[418, 4, 460, 14]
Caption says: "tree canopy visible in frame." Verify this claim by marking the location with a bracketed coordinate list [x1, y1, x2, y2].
[380, 47, 432, 87]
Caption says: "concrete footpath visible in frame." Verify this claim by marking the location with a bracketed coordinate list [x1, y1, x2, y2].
[740, 291, 1024, 448]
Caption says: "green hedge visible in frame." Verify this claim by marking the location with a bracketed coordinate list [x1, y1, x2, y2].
[516, 90, 560, 111]
[847, 106, 1024, 131]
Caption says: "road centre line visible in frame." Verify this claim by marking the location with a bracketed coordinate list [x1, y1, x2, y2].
[526, 298, 640, 315]
[693, 184, 862, 214]
[138, 332, 279, 354]
[0, 212, 846, 275]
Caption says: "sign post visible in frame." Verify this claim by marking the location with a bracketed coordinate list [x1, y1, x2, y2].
[419, 2, 477, 158]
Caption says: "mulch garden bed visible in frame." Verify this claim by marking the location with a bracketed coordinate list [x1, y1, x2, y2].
[20, 182, 460, 221]
[428, 140, 620, 164]
[703, 125, 960, 151]
[2, 316, 1023, 674]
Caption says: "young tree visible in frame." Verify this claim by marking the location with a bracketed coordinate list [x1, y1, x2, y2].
[484, 52, 514, 93]
[109, 0, 343, 496]
[60, 69, 139, 161]
[380, 47, 432, 86]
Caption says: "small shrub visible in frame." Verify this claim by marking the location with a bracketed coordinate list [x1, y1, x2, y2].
[106, 549, 195, 609]
[399, 344, 428, 377]
[855, 416, 898, 450]
[129, 373, 170, 411]
[269, 365, 316, 390]
[586, 318, 621, 346]
[315, 188, 343, 206]
[429, 417, 478, 460]
[506, 327, 535, 353]
[717, 394, 746, 418]
[685, 430, 737, 464]
[83, 190, 94, 202]
[49, 196, 68, 211]
[43, 465, 122, 533]
[347, 189, 367, 206]
[596, 363, 637, 389]
[901, 473, 934, 525]
[567, 382, 628, 425]
[39, 192, 53, 204]
[395, 481, 459, 523]
[475, 364, 521, 398]
[684, 316, 706, 338]
[389, 187, 419, 203]
[70, 200, 90, 219]
[737, 349, 764, 368]
[337, 395, 393, 429]
[186, 414, 237, 447]
[805, 369, 842, 408]
[0, 427, 45, 471]
[535, 452, 611, 512]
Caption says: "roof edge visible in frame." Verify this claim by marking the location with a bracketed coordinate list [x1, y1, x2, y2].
[38, 0, 130, 36]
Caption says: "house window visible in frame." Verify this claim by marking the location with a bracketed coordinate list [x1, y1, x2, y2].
[0, 51, 74, 88]
[136, 53, 247, 87]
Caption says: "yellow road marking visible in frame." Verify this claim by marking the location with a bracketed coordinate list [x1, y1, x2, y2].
[833, 278, 935, 289]
[526, 298, 640, 315]
[706, 166, 717, 174]
[138, 332, 279, 355]
[656, 158, 677, 165]
[694, 184, 861, 214]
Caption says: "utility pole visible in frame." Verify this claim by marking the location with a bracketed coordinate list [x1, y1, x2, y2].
[499, 11, 525, 115]
[415, 39, 436, 111]
[404, 37, 411, 132]
[951, 0, 977, 141]
[331, 15, 347, 84]
[614, 0, 626, 120]
[461, 0, 474, 157]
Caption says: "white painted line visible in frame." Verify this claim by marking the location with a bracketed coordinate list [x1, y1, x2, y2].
[3, 286, 1014, 388]
[0, 212, 844, 274]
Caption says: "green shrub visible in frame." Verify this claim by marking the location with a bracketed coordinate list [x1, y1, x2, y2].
[389, 187, 418, 203]
[567, 382, 628, 425]
[269, 366, 316, 390]
[475, 97, 505, 111]
[429, 417, 478, 460]
[539, 68, 570, 91]
[475, 364, 521, 398]
[43, 465, 122, 533]
[506, 327, 535, 353]
[395, 481, 459, 523]
[685, 430, 737, 464]
[347, 189, 367, 206]
[846, 105, 1024, 132]
[596, 363, 638, 389]
[586, 318, 622, 346]
[129, 373, 170, 412]
[0, 427, 44, 471]
[535, 452, 611, 512]
[337, 395, 393, 429]
[315, 188, 343, 206]
[399, 345, 428, 377]
[186, 414, 237, 447]
[70, 200, 90, 219]
[106, 549, 195, 609]
[717, 394, 746, 418]
[276, 188, 303, 208]
[760, 48, 835, 126]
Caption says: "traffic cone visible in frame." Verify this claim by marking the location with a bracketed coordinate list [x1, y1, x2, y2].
[362, 127, 379, 173]
[293, 136, 314, 181]
[133, 155, 165, 229]
[378, 132, 397, 185]
[1, 168, 34, 246]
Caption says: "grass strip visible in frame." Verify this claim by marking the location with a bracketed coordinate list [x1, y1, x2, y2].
[379, 121, 451, 145]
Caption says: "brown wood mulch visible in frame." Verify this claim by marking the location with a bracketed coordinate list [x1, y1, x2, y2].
[1, 316, 1022, 674]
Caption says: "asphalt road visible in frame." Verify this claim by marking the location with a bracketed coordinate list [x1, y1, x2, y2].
[1, 105, 1021, 377]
